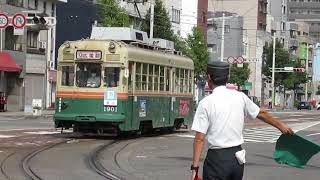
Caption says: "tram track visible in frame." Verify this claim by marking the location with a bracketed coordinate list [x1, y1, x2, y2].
[21, 141, 68, 180]
[0, 151, 16, 180]
[88, 140, 125, 180]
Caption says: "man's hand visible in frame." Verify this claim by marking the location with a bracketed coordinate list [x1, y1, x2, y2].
[191, 170, 196, 180]
[279, 122, 294, 135]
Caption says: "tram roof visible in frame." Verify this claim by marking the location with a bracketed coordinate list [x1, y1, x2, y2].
[126, 45, 194, 69]
[58, 40, 194, 69]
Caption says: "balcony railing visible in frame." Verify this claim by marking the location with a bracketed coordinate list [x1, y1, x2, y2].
[6, 0, 23, 7]
[288, 2, 320, 9]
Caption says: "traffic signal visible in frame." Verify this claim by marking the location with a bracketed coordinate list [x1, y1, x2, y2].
[32, 16, 48, 25]
[293, 68, 305, 73]
[27, 15, 56, 26]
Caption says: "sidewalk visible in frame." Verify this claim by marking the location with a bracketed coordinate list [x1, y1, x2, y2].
[0, 110, 55, 119]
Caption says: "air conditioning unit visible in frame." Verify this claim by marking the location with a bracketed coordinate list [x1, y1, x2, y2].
[91, 27, 149, 44]
[150, 38, 175, 50]
[49, 61, 54, 69]
[39, 41, 46, 49]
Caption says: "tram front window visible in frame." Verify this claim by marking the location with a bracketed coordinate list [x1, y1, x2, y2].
[104, 67, 120, 87]
[76, 63, 101, 88]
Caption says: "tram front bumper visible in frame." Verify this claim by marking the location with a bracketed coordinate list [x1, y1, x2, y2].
[54, 113, 126, 123]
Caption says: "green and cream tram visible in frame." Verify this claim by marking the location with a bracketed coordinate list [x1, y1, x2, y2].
[54, 39, 194, 135]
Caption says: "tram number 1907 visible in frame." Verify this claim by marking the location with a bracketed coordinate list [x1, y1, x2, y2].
[105, 106, 117, 112]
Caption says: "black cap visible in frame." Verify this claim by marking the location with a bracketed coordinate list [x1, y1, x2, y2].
[207, 61, 230, 81]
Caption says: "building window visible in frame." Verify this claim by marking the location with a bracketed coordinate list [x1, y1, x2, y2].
[202, 12, 206, 23]
[52, 3, 55, 16]
[35, 0, 38, 9]
[43, 1, 47, 14]
[225, 25, 230, 33]
[27, 31, 38, 48]
[208, 44, 217, 53]
[6, 0, 23, 7]
[172, 8, 180, 23]
[5, 26, 23, 51]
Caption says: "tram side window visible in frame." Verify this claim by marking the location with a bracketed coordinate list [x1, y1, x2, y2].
[104, 67, 120, 87]
[175, 68, 180, 93]
[142, 64, 148, 91]
[148, 64, 153, 91]
[154, 65, 159, 91]
[166, 68, 170, 92]
[136, 63, 142, 91]
[188, 70, 192, 93]
[180, 69, 184, 93]
[160, 66, 165, 91]
[183, 69, 188, 93]
[61, 66, 75, 86]
[128, 62, 133, 91]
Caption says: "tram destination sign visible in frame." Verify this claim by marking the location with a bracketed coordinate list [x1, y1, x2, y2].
[76, 50, 102, 60]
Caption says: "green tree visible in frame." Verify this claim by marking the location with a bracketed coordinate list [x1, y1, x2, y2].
[142, 0, 174, 41]
[186, 27, 209, 79]
[262, 39, 307, 88]
[229, 64, 251, 87]
[98, 0, 130, 27]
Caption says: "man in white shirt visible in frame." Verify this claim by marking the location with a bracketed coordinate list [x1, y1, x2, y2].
[191, 61, 294, 180]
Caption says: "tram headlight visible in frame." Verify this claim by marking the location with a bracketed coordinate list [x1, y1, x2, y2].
[109, 42, 116, 53]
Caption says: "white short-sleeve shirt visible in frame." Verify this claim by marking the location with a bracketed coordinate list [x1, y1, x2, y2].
[191, 86, 260, 149]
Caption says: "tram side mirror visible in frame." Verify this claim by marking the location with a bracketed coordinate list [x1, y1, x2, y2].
[124, 69, 129, 78]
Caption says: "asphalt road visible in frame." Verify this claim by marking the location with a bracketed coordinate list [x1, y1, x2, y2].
[0, 110, 319, 180]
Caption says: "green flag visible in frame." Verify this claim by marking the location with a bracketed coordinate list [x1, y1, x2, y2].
[273, 133, 320, 168]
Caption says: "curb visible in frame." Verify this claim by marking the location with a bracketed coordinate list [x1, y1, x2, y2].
[0, 114, 54, 119]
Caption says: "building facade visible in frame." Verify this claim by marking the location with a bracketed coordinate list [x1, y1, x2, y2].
[0, 0, 66, 112]
[207, 12, 244, 62]
[288, 0, 320, 42]
[161, 0, 182, 35]
[180, 0, 197, 39]
[197, 0, 208, 38]
[209, 0, 268, 102]
[118, 0, 152, 30]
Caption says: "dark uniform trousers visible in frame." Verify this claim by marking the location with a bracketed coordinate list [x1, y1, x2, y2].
[203, 145, 244, 180]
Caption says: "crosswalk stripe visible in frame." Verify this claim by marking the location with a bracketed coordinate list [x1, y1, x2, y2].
[0, 135, 16, 138]
[244, 121, 320, 143]
[171, 121, 320, 143]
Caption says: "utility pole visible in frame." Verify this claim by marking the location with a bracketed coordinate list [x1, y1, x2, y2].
[150, 2, 154, 41]
[271, 35, 276, 109]
[312, 51, 316, 101]
[45, 28, 52, 109]
[305, 43, 309, 102]
[220, 12, 225, 62]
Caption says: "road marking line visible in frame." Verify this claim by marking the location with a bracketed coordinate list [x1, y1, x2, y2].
[175, 134, 195, 138]
[0, 128, 51, 132]
[0, 135, 16, 138]
[24, 131, 60, 135]
[306, 133, 320, 137]
[293, 121, 320, 132]
[296, 117, 315, 120]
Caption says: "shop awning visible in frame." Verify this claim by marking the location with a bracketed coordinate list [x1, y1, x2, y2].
[0, 52, 22, 72]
